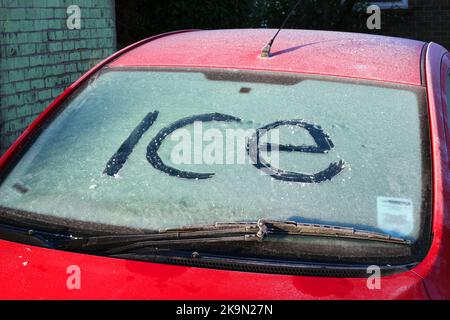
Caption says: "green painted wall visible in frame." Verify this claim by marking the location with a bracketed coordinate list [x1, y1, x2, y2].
[0, 0, 116, 153]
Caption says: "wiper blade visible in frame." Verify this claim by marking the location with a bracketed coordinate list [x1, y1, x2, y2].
[58, 219, 411, 255]
[261, 219, 411, 244]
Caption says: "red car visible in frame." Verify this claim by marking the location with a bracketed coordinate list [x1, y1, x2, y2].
[0, 29, 449, 300]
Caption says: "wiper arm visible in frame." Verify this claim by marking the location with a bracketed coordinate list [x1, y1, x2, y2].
[59, 222, 263, 253]
[0, 223, 77, 248]
[58, 219, 411, 255]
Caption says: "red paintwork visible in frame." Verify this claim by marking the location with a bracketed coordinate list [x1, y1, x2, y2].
[411, 48, 450, 299]
[0, 238, 428, 300]
[0, 29, 449, 300]
[109, 29, 426, 86]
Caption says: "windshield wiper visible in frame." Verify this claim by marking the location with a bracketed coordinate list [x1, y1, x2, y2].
[59, 222, 262, 253]
[0, 223, 77, 248]
[57, 219, 411, 255]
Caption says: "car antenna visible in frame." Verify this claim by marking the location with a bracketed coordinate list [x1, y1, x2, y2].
[260, 0, 303, 58]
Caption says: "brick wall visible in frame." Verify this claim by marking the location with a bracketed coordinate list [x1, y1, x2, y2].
[378, 0, 450, 50]
[0, 0, 116, 154]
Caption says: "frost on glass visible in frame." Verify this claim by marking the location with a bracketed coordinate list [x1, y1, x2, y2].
[0, 70, 425, 240]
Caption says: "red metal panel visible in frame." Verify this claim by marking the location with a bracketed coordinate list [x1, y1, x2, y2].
[108, 29, 426, 86]
[410, 44, 450, 300]
[0, 239, 428, 300]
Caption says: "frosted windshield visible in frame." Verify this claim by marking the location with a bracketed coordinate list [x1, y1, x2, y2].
[0, 69, 429, 241]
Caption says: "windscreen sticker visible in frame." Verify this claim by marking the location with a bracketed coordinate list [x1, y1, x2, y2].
[377, 197, 414, 237]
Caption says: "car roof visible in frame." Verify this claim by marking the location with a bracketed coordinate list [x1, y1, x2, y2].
[108, 29, 426, 86]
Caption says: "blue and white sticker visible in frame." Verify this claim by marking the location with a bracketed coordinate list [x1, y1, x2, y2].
[377, 197, 414, 237]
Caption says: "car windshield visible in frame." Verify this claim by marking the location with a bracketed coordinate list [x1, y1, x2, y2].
[0, 68, 430, 245]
